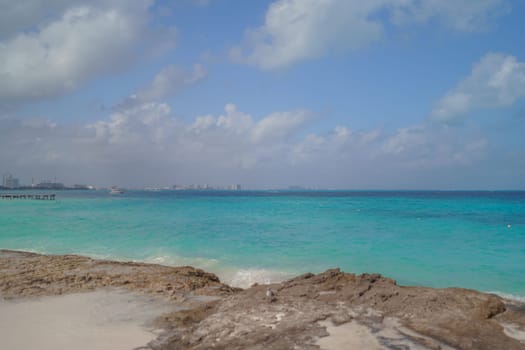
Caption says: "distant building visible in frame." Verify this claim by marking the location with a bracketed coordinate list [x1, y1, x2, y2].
[72, 184, 89, 190]
[35, 181, 65, 189]
[2, 173, 19, 189]
[172, 183, 241, 191]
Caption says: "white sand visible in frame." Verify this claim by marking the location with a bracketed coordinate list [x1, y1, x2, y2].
[317, 320, 385, 350]
[0, 290, 172, 350]
[316, 317, 456, 350]
[502, 323, 525, 344]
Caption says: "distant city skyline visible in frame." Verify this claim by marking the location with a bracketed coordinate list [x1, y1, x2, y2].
[1, 1, 524, 189]
[0, 170, 245, 190]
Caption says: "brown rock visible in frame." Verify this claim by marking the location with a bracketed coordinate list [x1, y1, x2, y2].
[2, 250, 525, 350]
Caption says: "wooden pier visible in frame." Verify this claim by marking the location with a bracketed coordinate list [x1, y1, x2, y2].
[0, 193, 56, 200]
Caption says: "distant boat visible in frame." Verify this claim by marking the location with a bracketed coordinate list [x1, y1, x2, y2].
[109, 187, 124, 195]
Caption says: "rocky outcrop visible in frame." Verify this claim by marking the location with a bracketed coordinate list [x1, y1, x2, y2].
[0, 250, 237, 300]
[156, 269, 525, 350]
[2, 250, 525, 349]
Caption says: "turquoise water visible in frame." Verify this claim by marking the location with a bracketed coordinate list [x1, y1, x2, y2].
[1, 190, 524, 296]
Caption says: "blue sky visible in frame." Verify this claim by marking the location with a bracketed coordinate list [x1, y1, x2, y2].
[1, 0, 524, 189]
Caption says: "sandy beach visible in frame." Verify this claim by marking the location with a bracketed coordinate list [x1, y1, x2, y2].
[2, 249, 525, 349]
[0, 290, 171, 350]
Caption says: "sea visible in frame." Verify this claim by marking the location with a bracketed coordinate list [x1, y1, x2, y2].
[1, 190, 524, 300]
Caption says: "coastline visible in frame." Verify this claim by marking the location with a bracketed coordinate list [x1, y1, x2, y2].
[2, 249, 525, 349]
[2, 190, 523, 299]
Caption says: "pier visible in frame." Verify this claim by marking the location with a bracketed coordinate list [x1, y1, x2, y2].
[0, 193, 56, 200]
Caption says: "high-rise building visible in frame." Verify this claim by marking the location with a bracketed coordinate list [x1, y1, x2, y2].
[2, 173, 20, 189]
[35, 181, 64, 189]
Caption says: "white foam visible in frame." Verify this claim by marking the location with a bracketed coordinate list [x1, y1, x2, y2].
[487, 291, 525, 303]
[1, 249, 294, 289]
[142, 252, 295, 289]
[219, 268, 294, 288]
[144, 253, 220, 270]
[142, 254, 296, 288]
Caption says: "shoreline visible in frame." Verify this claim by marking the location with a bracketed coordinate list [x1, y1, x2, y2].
[2, 249, 525, 349]
[7, 247, 525, 302]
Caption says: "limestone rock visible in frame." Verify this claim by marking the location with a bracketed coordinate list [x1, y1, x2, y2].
[2, 250, 525, 350]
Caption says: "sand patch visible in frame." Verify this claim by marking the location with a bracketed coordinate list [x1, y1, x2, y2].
[0, 289, 173, 350]
[317, 320, 385, 350]
[502, 323, 525, 343]
[317, 316, 457, 350]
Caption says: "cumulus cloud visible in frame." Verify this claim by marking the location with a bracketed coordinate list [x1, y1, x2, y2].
[0, 0, 80, 40]
[0, 103, 312, 185]
[231, 0, 508, 70]
[230, 0, 389, 70]
[382, 124, 488, 167]
[1, 101, 507, 189]
[185, 104, 312, 169]
[0, 0, 175, 104]
[90, 102, 176, 149]
[431, 53, 525, 123]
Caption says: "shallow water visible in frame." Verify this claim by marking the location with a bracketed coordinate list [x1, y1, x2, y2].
[1, 190, 524, 296]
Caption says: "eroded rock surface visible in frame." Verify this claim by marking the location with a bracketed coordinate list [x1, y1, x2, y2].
[0, 250, 236, 300]
[157, 270, 525, 350]
[2, 250, 525, 350]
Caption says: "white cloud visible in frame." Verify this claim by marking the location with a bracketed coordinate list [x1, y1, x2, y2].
[0, 0, 175, 103]
[136, 64, 207, 103]
[431, 53, 525, 123]
[212, 103, 254, 134]
[189, 103, 311, 151]
[0, 47, 513, 189]
[380, 123, 492, 176]
[251, 110, 310, 143]
[0, 103, 314, 185]
[231, 0, 389, 70]
[291, 125, 375, 162]
[231, 0, 508, 70]
[1, 103, 516, 188]
[0, 0, 80, 39]
[391, 0, 508, 32]
[88, 103, 311, 175]
[90, 102, 175, 147]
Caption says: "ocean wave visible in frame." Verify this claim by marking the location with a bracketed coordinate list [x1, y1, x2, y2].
[140, 253, 297, 288]
[143, 253, 297, 288]
[14, 248, 291, 289]
[143, 254, 220, 270]
[487, 291, 525, 303]
[218, 268, 294, 289]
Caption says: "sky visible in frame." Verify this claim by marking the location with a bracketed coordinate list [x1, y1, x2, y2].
[1, 0, 524, 189]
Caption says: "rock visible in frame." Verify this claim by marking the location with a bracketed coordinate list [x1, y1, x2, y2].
[1, 249, 525, 350]
[160, 269, 525, 349]
[0, 250, 232, 300]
